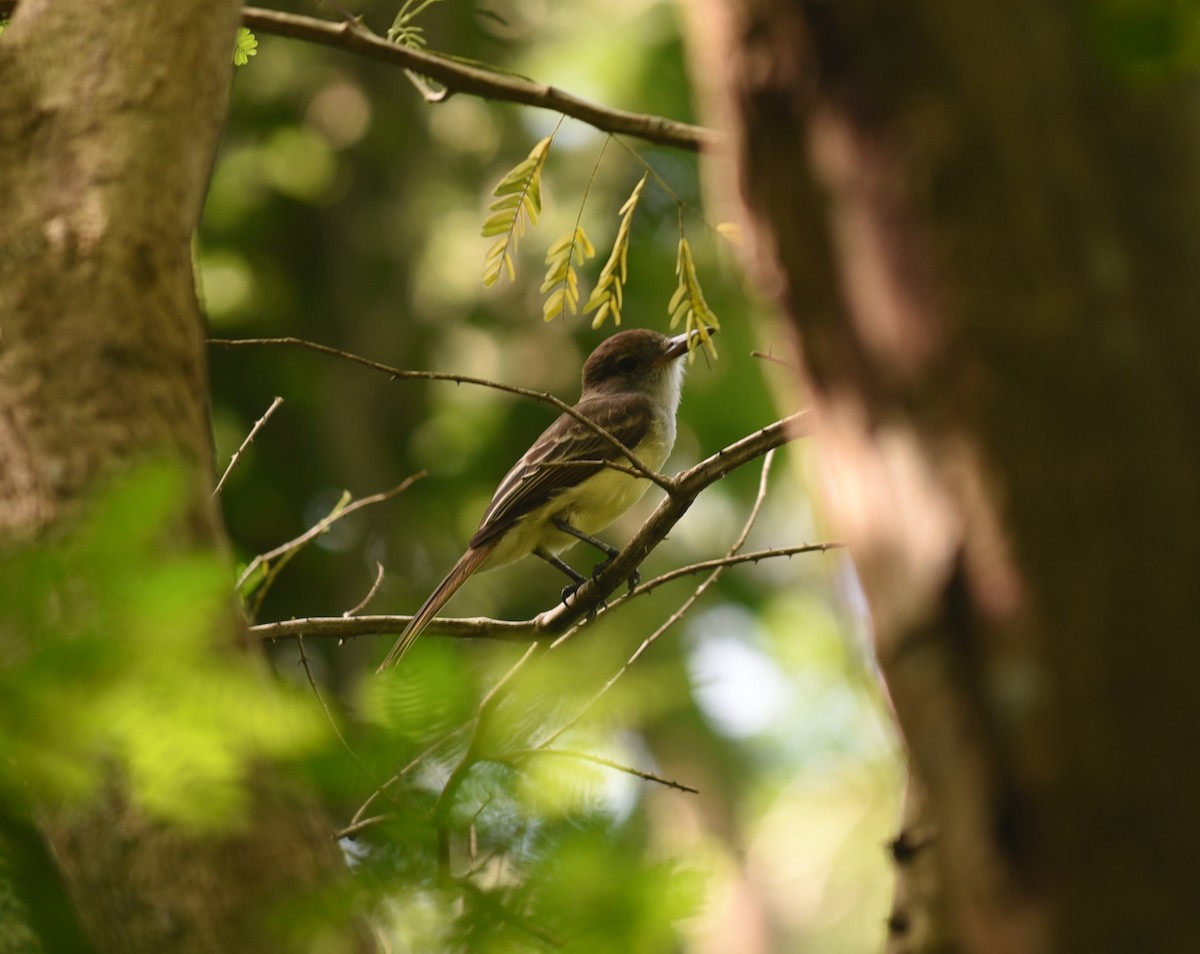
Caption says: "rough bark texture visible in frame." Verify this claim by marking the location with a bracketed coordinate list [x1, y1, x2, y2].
[0, 2, 367, 950]
[687, 2, 1200, 952]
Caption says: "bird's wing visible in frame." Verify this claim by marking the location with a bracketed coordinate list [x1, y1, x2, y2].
[468, 394, 654, 548]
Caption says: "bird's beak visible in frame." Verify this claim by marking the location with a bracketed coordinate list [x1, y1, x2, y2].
[663, 326, 718, 361]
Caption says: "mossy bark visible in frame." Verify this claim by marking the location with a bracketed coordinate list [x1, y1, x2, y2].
[0, 3, 369, 950]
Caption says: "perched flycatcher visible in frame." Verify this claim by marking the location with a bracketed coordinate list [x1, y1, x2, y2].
[378, 327, 708, 671]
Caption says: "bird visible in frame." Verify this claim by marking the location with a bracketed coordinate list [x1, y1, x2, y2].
[377, 327, 710, 671]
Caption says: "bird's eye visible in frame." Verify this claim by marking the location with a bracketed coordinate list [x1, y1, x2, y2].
[616, 356, 638, 373]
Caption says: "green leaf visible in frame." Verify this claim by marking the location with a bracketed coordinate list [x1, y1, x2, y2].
[584, 173, 648, 328]
[480, 135, 554, 287]
[669, 235, 721, 360]
[232, 27, 257, 67]
[541, 226, 595, 321]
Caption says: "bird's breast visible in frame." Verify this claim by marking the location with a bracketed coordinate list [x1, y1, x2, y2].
[483, 417, 674, 568]
[550, 418, 672, 535]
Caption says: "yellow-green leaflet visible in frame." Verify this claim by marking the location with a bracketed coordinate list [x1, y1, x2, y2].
[584, 172, 648, 329]
[669, 236, 720, 360]
[541, 226, 596, 321]
[482, 136, 553, 287]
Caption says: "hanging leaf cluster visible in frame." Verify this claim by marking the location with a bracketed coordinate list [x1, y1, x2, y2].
[479, 136, 721, 363]
[669, 236, 720, 359]
[482, 135, 553, 287]
[541, 227, 596, 321]
[583, 172, 648, 329]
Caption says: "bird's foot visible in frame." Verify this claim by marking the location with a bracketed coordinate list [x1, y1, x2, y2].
[560, 581, 606, 619]
[591, 558, 640, 595]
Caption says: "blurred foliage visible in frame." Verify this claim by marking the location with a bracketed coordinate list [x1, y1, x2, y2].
[197, 0, 901, 949]
[0, 463, 325, 829]
[1087, 0, 1200, 78]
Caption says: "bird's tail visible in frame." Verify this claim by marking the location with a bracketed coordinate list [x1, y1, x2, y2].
[377, 544, 494, 672]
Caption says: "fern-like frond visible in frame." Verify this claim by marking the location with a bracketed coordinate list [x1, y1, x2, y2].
[482, 136, 553, 287]
[541, 227, 596, 321]
[668, 236, 720, 360]
[583, 173, 648, 329]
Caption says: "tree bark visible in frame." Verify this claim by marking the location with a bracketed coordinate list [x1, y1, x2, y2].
[0, 2, 366, 950]
[688, 2, 1200, 952]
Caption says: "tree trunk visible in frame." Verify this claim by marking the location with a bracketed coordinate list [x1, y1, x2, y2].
[688, 2, 1200, 952]
[0, 2, 366, 950]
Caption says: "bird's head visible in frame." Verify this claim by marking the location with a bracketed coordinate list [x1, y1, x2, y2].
[580, 328, 714, 405]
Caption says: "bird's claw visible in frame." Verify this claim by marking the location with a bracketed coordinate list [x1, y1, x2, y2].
[560, 582, 606, 619]
[591, 558, 640, 595]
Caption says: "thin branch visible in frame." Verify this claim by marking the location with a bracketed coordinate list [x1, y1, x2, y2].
[254, 613, 534, 643]
[433, 643, 542, 881]
[751, 349, 800, 369]
[341, 643, 541, 839]
[236, 472, 424, 592]
[335, 814, 395, 840]
[248, 411, 811, 645]
[297, 636, 384, 794]
[0, 0, 703, 155]
[210, 336, 670, 489]
[537, 449, 779, 745]
[503, 748, 699, 794]
[252, 545, 835, 645]
[543, 412, 808, 625]
[625, 542, 845, 596]
[344, 561, 386, 617]
[451, 876, 562, 948]
[240, 7, 718, 153]
[609, 135, 719, 241]
[344, 719, 473, 835]
[212, 395, 282, 497]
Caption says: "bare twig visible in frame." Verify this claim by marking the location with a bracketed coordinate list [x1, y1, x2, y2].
[503, 747, 699, 795]
[240, 7, 718, 153]
[750, 349, 799, 369]
[537, 449, 780, 745]
[344, 561, 386, 617]
[339, 636, 539, 840]
[433, 643, 542, 880]
[451, 876, 562, 948]
[343, 719, 473, 835]
[297, 636, 384, 793]
[249, 412, 811, 645]
[625, 542, 844, 596]
[212, 395, 282, 497]
[254, 613, 534, 644]
[236, 472, 424, 593]
[544, 413, 808, 625]
[210, 336, 670, 489]
[335, 813, 396, 840]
